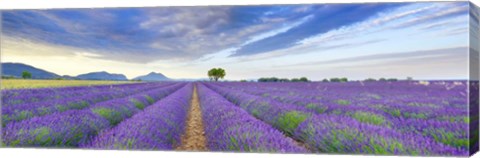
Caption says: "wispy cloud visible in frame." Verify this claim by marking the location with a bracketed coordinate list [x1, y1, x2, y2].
[74, 52, 103, 58]
[3, 2, 468, 63]
[389, 2, 469, 29]
[231, 3, 403, 56]
[285, 47, 468, 67]
[2, 5, 322, 63]
[1, 2, 471, 80]
[337, 48, 469, 79]
[419, 21, 464, 30]
[438, 27, 468, 37]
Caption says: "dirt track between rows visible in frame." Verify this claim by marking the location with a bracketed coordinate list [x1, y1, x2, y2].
[176, 84, 208, 151]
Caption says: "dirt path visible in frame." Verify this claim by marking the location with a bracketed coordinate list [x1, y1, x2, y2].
[176, 84, 208, 151]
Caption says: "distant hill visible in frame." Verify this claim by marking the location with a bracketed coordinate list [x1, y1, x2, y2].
[133, 72, 170, 81]
[76, 71, 128, 81]
[61, 75, 80, 80]
[2, 63, 60, 79]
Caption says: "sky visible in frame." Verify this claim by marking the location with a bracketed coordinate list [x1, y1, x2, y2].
[0, 2, 473, 80]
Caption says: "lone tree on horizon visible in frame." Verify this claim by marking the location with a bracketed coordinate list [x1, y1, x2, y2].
[22, 71, 32, 79]
[208, 68, 226, 81]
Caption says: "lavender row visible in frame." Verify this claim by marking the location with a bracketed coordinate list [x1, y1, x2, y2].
[295, 114, 466, 156]
[203, 83, 468, 156]
[2, 83, 174, 125]
[271, 82, 466, 150]
[2, 83, 161, 113]
[3, 82, 170, 110]
[82, 83, 193, 150]
[197, 84, 307, 153]
[210, 82, 470, 150]
[2, 110, 110, 147]
[204, 83, 308, 135]
[2, 83, 187, 147]
[235, 88, 470, 151]
[216, 81, 467, 115]
[2, 82, 162, 106]
[217, 82, 469, 149]
[87, 83, 186, 125]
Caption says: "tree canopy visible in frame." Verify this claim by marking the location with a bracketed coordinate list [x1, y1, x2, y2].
[22, 71, 32, 79]
[208, 68, 226, 81]
[258, 77, 310, 82]
[329, 77, 348, 82]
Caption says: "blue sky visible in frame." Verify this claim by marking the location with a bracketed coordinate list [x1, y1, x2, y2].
[1, 2, 472, 80]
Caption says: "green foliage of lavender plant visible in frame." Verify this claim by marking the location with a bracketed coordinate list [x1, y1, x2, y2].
[32, 127, 52, 145]
[275, 111, 309, 136]
[145, 95, 155, 104]
[92, 108, 122, 125]
[130, 99, 145, 110]
[336, 99, 351, 105]
[306, 103, 328, 114]
[351, 112, 387, 126]
[425, 129, 468, 149]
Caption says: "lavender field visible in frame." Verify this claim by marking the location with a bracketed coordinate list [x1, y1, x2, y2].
[2, 1, 480, 157]
[0, 81, 476, 156]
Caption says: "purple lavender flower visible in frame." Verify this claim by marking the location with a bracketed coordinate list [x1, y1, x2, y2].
[2, 83, 186, 147]
[2, 82, 180, 125]
[203, 81, 471, 156]
[198, 84, 307, 153]
[82, 83, 193, 150]
[3, 110, 110, 147]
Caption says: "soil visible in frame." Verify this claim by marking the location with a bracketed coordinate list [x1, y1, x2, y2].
[176, 84, 208, 151]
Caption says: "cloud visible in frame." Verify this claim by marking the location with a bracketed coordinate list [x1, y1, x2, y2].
[272, 47, 468, 80]
[286, 47, 468, 67]
[419, 21, 464, 30]
[339, 50, 468, 80]
[367, 5, 433, 26]
[240, 15, 314, 46]
[1, 36, 76, 58]
[315, 39, 386, 51]
[236, 2, 469, 62]
[1, 2, 469, 65]
[231, 3, 403, 56]
[2, 5, 316, 63]
[139, 7, 231, 36]
[74, 52, 103, 58]
[226, 38, 386, 64]
[437, 27, 468, 37]
[389, 3, 469, 29]
[2, 9, 154, 54]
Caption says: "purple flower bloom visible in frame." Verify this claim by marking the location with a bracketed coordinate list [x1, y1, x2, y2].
[2, 82, 178, 125]
[2, 83, 186, 147]
[82, 83, 193, 150]
[198, 83, 307, 153]
[203, 81, 471, 156]
[3, 110, 110, 147]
